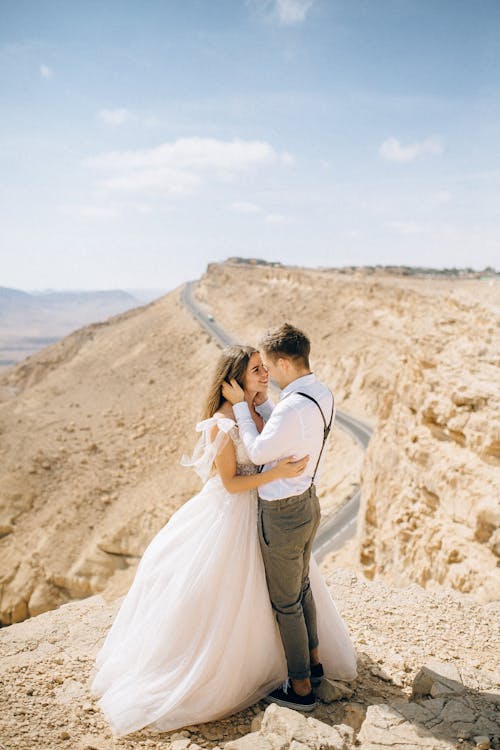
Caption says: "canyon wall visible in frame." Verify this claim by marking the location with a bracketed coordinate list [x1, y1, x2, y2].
[197, 262, 500, 601]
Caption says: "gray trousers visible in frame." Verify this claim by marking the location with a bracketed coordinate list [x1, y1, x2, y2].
[258, 486, 321, 680]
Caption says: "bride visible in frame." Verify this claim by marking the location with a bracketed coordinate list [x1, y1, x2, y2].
[90, 345, 357, 737]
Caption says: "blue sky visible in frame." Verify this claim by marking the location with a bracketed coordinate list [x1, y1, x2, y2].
[1, 0, 499, 290]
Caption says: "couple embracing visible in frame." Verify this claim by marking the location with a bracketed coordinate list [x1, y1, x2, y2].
[90, 323, 357, 737]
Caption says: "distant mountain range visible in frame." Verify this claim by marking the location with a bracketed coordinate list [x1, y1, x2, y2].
[0, 286, 168, 369]
[0, 286, 167, 309]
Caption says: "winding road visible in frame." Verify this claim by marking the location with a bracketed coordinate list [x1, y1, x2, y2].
[182, 281, 373, 562]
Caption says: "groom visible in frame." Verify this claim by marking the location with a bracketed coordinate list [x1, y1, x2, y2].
[222, 322, 334, 711]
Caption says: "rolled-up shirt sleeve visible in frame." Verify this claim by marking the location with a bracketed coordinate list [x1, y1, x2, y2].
[232, 400, 299, 465]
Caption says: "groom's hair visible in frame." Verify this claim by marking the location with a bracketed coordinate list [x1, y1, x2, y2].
[260, 323, 310, 369]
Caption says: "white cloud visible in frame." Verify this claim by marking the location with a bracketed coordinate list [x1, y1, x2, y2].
[142, 115, 160, 128]
[342, 229, 363, 240]
[103, 167, 199, 195]
[249, 0, 315, 25]
[86, 137, 293, 196]
[97, 108, 159, 127]
[280, 150, 295, 165]
[457, 168, 500, 182]
[59, 204, 119, 218]
[135, 203, 154, 214]
[266, 213, 290, 224]
[384, 221, 426, 235]
[432, 190, 451, 204]
[230, 201, 261, 213]
[59, 201, 156, 218]
[379, 137, 443, 163]
[275, 0, 315, 24]
[97, 108, 132, 125]
[39, 64, 53, 79]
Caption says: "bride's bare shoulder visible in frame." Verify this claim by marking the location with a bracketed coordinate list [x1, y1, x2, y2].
[214, 402, 235, 421]
[211, 404, 236, 444]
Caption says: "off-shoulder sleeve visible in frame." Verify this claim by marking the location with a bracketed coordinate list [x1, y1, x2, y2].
[180, 416, 236, 484]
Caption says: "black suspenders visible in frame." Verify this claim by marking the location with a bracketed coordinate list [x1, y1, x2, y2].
[295, 391, 334, 485]
[256, 390, 334, 483]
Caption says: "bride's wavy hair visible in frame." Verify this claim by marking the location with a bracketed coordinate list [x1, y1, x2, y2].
[204, 345, 258, 419]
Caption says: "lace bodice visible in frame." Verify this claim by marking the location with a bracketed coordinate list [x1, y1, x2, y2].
[181, 416, 259, 482]
[228, 423, 260, 476]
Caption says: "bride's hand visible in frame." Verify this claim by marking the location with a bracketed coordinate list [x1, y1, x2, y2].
[273, 455, 310, 479]
[222, 379, 245, 405]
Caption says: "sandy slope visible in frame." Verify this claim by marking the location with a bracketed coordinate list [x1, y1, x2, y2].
[0, 289, 219, 624]
[0, 279, 362, 625]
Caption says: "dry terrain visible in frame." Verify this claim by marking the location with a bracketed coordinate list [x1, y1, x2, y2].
[0, 568, 498, 750]
[0, 277, 361, 626]
[0, 289, 218, 624]
[0, 261, 498, 750]
[196, 262, 500, 602]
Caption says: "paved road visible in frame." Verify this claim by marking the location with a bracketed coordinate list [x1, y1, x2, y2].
[182, 281, 373, 561]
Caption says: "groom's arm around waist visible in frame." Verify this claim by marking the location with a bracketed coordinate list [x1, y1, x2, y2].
[232, 400, 299, 465]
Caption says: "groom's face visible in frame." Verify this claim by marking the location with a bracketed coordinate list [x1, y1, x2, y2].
[261, 352, 287, 389]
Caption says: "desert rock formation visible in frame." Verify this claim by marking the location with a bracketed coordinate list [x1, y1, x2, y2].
[360, 328, 499, 602]
[0, 568, 498, 750]
[0, 279, 361, 625]
[1, 262, 499, 750]
[196, 262, 500, 601]
[2, 260, 497, 614]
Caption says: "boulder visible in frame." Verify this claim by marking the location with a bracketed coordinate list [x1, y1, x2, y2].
[260, 704, 348, 750]
[356, 703, 452, 749]
[412, 661, 464, 700]
[316, 678, 354, 703]
[224, 731, 287, 750]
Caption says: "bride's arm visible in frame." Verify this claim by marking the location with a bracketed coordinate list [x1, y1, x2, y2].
[211, 425, 308, 494]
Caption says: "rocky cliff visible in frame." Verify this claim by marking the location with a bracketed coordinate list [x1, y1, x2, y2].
[359, 329, 499, 602]
[1, 262, 499, 749]
[196, 262, 500, 601]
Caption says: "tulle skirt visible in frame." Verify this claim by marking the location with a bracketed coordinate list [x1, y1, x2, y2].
[90, 476, 357, 736]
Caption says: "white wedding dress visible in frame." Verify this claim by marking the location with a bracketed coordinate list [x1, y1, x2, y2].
[90, 416, 357, 737]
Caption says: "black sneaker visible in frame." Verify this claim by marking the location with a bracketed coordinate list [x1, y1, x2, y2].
[264, 680, 317, 712]
[311, 662, 324, 688]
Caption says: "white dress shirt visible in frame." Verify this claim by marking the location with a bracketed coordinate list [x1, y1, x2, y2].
[233, 373, 335, 501]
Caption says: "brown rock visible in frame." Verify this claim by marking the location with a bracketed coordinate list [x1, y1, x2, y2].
[473, 737, 491, 750]
[357, 703, 451, 749]
[411, 662, 463, 700]
[316, 678, 354, 703]
[224, 731, 287, 750]
[260, 704, 347, 749]
[251, 711, 265, 733]
[171, 740, 191, 750]
[341, 702, 366, 732]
